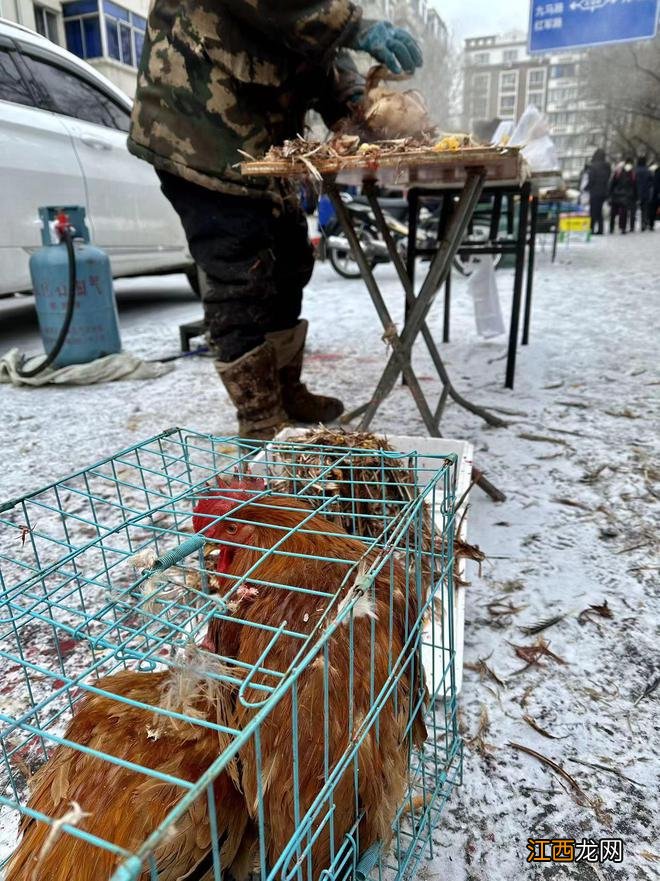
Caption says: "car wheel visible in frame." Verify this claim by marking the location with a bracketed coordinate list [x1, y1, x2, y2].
[328, 226, 377, 280]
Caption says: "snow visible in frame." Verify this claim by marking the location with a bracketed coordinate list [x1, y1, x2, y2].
[1, 231, 659, 879]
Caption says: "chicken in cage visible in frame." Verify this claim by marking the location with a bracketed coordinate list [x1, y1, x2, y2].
[0, 429, 463, 881]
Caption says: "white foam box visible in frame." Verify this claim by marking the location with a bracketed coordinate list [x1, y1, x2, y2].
[259, 430, 472, 696]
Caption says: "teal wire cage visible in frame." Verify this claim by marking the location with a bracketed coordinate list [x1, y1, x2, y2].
[0, 428, 462, 881]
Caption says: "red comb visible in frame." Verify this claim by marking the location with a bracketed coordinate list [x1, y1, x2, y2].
[192, 474, 266, 534]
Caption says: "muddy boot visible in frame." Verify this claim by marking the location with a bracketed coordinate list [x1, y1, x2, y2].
[215, 342, 288, 440]
[266, 320, 344, 424]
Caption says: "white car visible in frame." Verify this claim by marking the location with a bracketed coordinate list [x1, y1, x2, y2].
[0, 18, 196, 296]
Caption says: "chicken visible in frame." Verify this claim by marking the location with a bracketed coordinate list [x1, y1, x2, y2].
[193, 481, 428, 881]
[6, 665, 256, 881]
[361, 65, 431, 139]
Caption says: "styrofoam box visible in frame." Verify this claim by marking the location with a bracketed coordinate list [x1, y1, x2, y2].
[256, 430, 472, 696]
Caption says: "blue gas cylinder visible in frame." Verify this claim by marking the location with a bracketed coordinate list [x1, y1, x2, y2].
[29, 206, 121, 368]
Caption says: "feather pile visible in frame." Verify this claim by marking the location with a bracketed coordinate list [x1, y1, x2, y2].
[262, 65, 477, 174]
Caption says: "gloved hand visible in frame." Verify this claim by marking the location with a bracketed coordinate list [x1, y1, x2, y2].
[351, 20, 423, 75]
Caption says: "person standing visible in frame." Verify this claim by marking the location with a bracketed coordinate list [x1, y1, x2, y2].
[609, 159, 636, 234]
[128, 1, 423, 439]
[634, 156, 654, 231]
[586, 148, 611, 235]
[650, 164, 660, 231]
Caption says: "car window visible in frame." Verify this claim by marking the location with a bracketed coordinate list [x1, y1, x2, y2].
[19, 52, 131, 132]
[0, 46, 36, 108]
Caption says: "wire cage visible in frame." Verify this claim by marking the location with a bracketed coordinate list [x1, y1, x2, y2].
[0, 428, 462, 881]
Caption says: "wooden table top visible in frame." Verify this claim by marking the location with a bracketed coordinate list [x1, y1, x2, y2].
[241, 146, 529, 189]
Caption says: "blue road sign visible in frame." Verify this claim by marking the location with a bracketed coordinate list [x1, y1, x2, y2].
[529, 0, 659, 53]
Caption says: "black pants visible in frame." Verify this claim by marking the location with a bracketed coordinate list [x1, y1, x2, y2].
[590, 195, 605, 235]
[158, 171, 314, 362]
[639, 199, 651, 231]
[610, 202, 629, 234]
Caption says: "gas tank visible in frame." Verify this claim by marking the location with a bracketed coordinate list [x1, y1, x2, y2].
[29, 206, 121, 368]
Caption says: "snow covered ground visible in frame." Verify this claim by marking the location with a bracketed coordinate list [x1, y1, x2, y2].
[1, 230, 658, 879]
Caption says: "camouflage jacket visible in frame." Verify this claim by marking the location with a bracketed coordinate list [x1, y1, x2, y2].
[128, 0, 362, 200]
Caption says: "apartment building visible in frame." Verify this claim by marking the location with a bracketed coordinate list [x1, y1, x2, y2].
[2, 0, 150, 95]
[462, 31, 606, 179]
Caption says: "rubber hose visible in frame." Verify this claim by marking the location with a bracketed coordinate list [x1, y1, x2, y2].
[17, 229, 77, 378]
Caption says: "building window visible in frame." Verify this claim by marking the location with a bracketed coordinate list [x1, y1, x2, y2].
[498, 69, 518, 119]
[527, 67, 546, 109]
[474, 52, 490, 65]
[470, 71, 490, 121]
[34, 4, 60, 44]
[548, 111, 577, 128]
[550, 63, 577, 79]
[62, 0, 146, 67]
[503, 49, 518, 63]
[548, 85, 577, 104]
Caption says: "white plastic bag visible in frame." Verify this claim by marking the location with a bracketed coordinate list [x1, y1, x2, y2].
[508, 105, 559, 173]
[491, 120, 515, 146]
[508, 105, 548, 146]
[467, 257, 505, 339]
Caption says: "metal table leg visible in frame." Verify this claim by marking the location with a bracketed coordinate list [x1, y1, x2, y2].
[348, 180, 506, 501]
[490, 192, 503, 241]
[552, 202, 560, 263]
[325, 182, 440, 436]
[522, 195, 539, 346]
[355, 169, 487, 431]
[362, 183, 504, 431]
[443, 273, 451, 344]
[505, 181, 531, 390]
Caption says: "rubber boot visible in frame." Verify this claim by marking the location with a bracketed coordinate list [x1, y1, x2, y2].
[266, 320, 344, 424]
[215, 342, 288, 440]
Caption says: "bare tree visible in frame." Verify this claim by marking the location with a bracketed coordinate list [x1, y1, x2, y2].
[584, 35, 660, 161]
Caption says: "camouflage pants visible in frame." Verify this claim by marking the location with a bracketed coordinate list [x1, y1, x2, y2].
[158, 171, 315, 362]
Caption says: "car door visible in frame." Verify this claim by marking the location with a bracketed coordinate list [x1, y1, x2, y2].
[16, 44, 189, 277]
[0, 37, 86, 295]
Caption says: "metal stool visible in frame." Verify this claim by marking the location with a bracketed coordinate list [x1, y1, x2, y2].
[179, 318, 206, 353]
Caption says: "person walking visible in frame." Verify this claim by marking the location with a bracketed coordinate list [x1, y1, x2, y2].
[634, 156, 654, 231]
[586, 148, 611, 235]
[128, 1, 423, 439]
[609, 159, 636, 234]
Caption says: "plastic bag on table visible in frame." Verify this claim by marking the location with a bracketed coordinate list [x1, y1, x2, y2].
[467, 257, 505, 339]
[491, 120, 515, 146]
[508, 105, 559, 172]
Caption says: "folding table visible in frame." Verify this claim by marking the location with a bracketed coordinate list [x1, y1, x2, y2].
[242, 147, 529, 501]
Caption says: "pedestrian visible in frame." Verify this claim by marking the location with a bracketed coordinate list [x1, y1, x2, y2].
[586, 148, 611, 235]
[127, 2, 422, 439]
[650, 164, 660, 231]
[634, 156, 654, 231]
[609, 159, 636, 234]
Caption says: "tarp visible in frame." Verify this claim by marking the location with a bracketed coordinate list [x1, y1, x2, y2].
[0, 348, 174, 386]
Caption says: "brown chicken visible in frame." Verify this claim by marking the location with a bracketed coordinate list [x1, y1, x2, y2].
[193, 481, 428, 881]
[6, 666, 255, 881]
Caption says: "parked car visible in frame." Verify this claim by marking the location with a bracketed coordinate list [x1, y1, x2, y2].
[0, 18, 197, 297]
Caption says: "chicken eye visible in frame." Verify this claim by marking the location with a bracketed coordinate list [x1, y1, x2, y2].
[225, 523, 238, 536]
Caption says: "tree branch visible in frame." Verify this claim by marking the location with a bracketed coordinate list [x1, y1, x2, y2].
[631, 46, 660, 86]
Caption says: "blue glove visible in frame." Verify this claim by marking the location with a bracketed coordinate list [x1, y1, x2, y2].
[352, 20, 423, 75]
